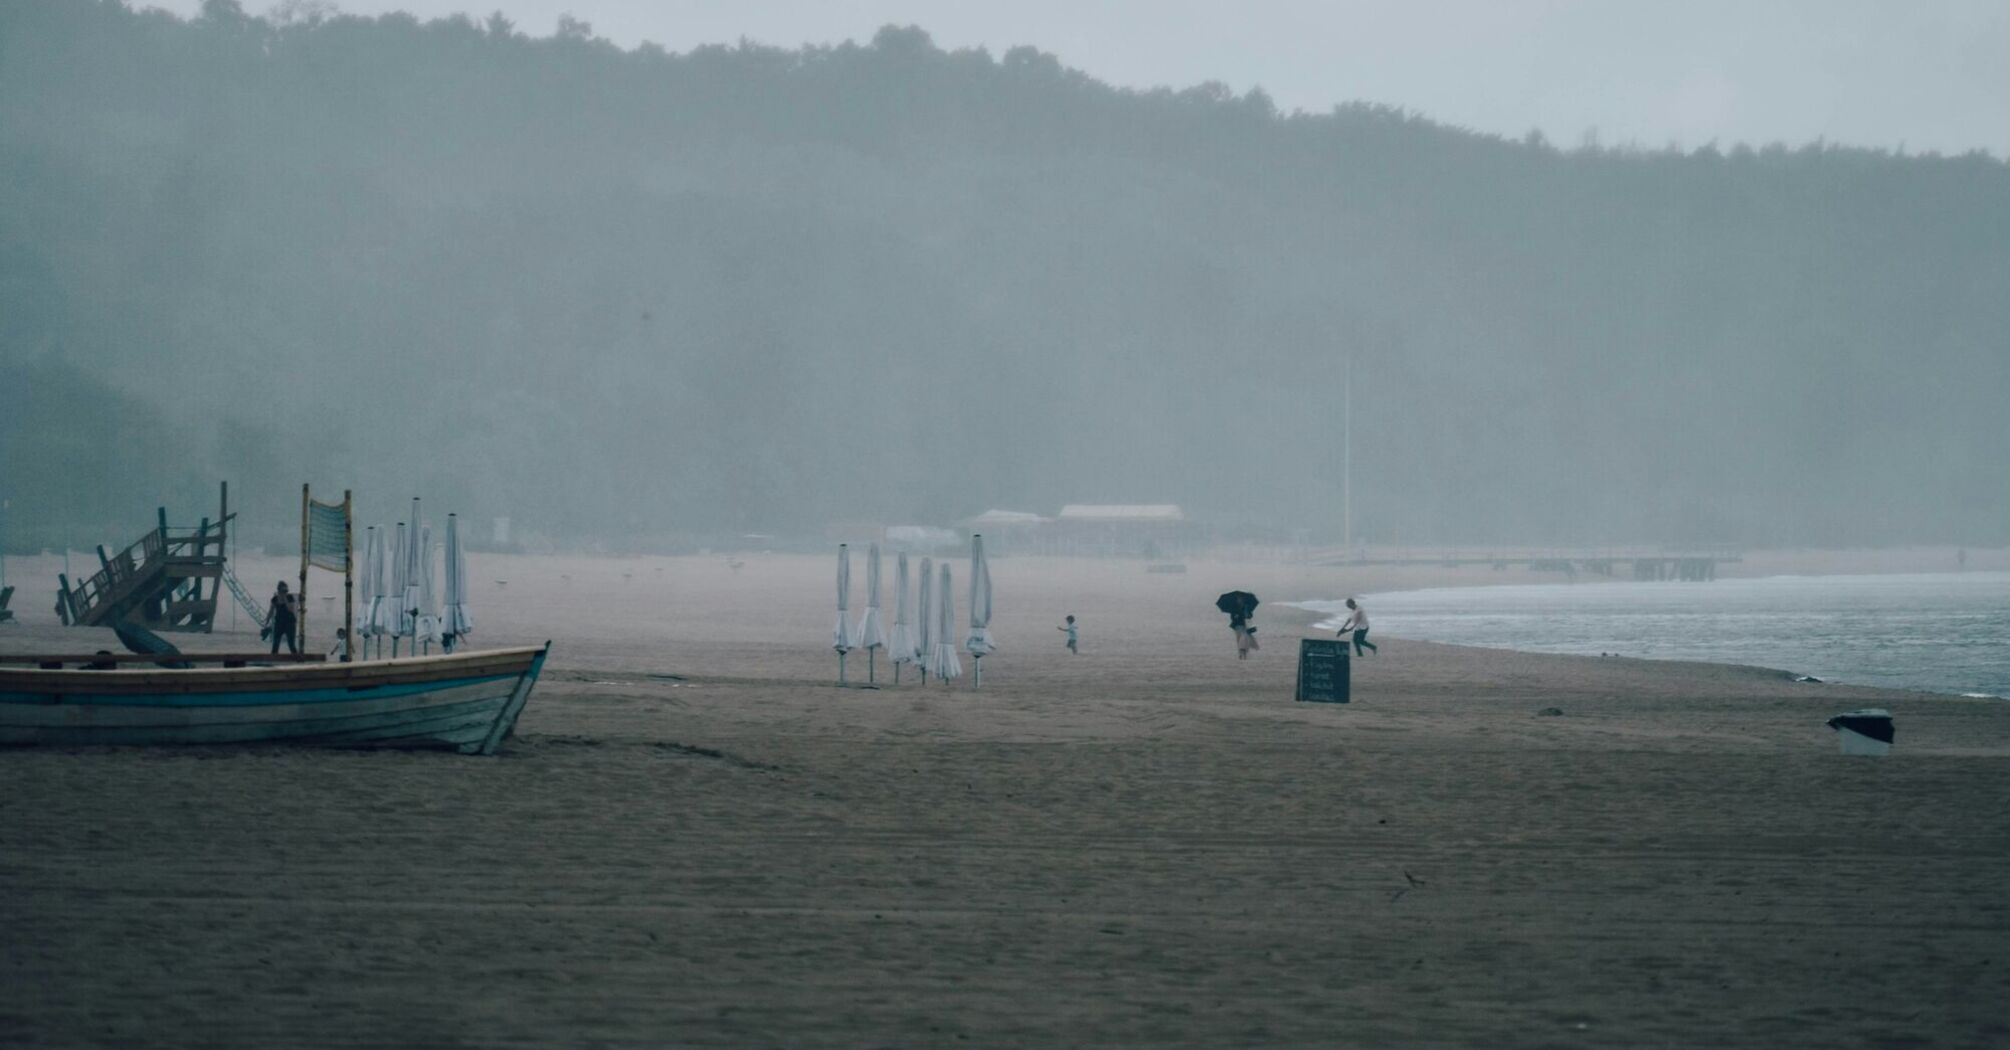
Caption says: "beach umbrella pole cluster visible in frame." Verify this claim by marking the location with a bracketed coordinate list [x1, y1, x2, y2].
[356, 500, 470, 661]
[838, 538, 995, 689]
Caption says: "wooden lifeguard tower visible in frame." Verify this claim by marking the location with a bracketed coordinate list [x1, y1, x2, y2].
[56, 483, 248, 634]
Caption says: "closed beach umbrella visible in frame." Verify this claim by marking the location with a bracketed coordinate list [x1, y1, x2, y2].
[915, 556, 934, 683]
[930, 562, 962, 682]
[389, 522, 412, 656]
[366, 525, 394, 651]
[401, 498, 424, 643]
[417, 524, 440, 650]
[889, 551, 918, 680]
[358, 525, 379, 656]
[855, 543, 887, 683]
[966, 534, 995, 677]
[441, 513, 472, 650]
[833, 544, 855, 683]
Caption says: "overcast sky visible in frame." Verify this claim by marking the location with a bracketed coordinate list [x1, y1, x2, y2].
[154, 0, 2010, 156]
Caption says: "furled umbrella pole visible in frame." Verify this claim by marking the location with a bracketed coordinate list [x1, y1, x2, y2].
[833, 544, 855, 684]
[966, 533, 995, 686]
[915, 556, 934, 685]
[366, 525, 394, 657]
[888, 551, 918, 684]
[358, 525, 380, 659]
[418, 523, 440, 653]
[389, 522, 412, 657]
[441, 513, 472, 652]
[855, 542, 887, 684]
[930, 562, 962, 683]
[401, 498, 424, 651]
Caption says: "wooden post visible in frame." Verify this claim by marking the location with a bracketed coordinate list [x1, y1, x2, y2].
[220, 481, 232, 632]
[298, 484, 310, 652]
[196, 515, 211, 625]
[343, 490, 354, 662]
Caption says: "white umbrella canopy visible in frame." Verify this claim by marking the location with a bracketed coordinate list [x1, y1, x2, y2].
[365, 525, 394, 640]
[915, 555, 934, 677]
[389, 522, 413, 652]
[358, 525, 379, 640]
[930, 562, 962, 682]
[967, 533, 995, 658]
[441, 513, 472, 647]
[855, 542, 887, 652]
[401, 498, 424, 640]
[888, 551, 918, 667]
[832, 544, 856, 654]
[417, 524, 441, 647]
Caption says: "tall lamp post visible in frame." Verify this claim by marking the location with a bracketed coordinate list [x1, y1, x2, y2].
[1342, 354, 1353, 550]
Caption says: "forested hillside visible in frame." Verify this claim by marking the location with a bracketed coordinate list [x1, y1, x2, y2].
[4, 0, 2006, 549]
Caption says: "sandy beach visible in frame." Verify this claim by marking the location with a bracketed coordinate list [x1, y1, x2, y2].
[4, 551, 2009, 1047]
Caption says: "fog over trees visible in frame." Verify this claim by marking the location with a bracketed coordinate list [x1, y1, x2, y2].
[3, 0, 2006, 550]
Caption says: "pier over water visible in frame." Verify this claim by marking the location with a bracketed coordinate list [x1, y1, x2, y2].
[1310, 547, 1742, 581]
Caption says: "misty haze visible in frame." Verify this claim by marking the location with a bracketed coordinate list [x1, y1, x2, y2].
[4, 2, 2005, 551]
[4, 3, 2009, 1048]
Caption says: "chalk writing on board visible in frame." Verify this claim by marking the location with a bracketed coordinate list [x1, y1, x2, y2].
[1296, 638, 1350, 703]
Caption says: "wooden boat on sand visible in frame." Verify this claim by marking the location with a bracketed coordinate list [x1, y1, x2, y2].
[0, 645, 549, 754]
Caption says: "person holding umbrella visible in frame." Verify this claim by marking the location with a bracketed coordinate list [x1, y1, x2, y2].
[1216, 590, 1260, 660]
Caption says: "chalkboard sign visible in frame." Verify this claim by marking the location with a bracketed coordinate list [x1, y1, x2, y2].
[1296, 638, 1351, 703]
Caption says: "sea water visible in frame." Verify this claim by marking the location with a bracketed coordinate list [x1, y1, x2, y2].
[1301, 572, 2010, 699]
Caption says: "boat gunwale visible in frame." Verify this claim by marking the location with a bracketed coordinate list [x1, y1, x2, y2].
[0, 646, 548, 695]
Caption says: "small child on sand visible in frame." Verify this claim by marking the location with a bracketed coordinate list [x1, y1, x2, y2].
[1058, 615, 1078, 654]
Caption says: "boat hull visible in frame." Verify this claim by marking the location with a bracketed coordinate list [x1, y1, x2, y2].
[0, 645, 549, 754]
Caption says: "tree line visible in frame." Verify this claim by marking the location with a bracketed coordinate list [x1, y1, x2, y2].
[2, 0, 2005, 550]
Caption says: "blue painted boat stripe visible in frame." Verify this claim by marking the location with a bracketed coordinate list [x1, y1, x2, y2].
[0, 672, 519, 708]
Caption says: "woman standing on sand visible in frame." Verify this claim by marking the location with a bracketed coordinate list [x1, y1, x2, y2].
[1232, 615, 1259, 660]
[266, 581, 300, 656]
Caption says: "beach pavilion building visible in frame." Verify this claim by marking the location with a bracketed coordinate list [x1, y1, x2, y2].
[1048, 504, 1193, 557]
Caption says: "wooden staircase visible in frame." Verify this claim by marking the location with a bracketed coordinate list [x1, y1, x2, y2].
[57, 494, 234, 634]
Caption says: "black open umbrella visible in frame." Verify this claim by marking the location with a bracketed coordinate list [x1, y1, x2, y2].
[1215, 591, 1259, 622]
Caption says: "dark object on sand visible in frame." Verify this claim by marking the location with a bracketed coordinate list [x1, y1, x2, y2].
[1294, 638, 1349, 703]
[1827, 708, 1894, 755]
[1537, 707, 1564, 717]
[112, 620, 193, 669]
[1215, 591, 1259, 620]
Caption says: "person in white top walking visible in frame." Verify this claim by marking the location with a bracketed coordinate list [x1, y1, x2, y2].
[1338, 598, 1377, 657]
